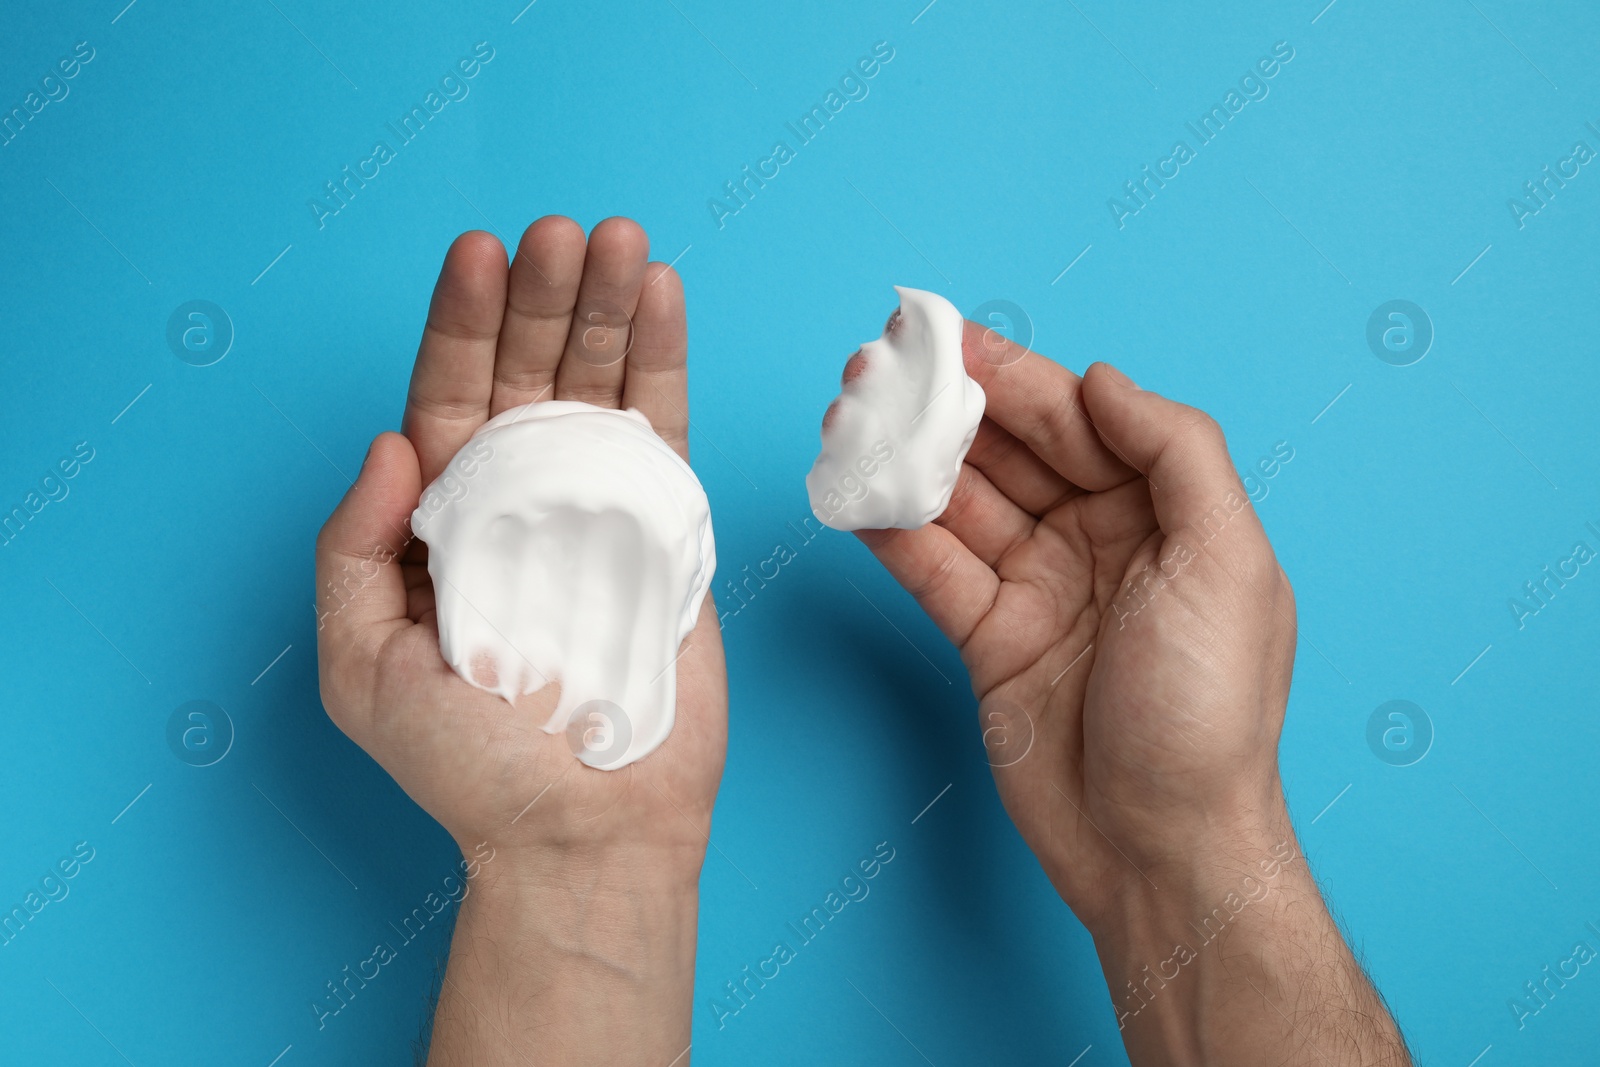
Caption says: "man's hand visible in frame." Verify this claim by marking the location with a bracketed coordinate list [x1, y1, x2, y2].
[314, 217, 723, 1066]
[857, 324, 1410, 1064]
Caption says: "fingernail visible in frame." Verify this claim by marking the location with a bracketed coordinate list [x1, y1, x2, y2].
[1101, 363, 1138, 389]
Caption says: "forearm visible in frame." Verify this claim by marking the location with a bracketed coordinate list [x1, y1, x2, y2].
[426, 844, 702, 1067]
[1088, 810, 1410, 1067]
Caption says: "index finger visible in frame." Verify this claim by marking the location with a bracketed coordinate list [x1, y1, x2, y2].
[959, 320, 1134, 492]
[402, 231, 508, 486]
[1078, 362, 1270, 566]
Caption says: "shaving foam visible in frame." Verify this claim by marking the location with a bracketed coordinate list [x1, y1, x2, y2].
[412, 402, 715, 770]
[806, 286, 985, 530]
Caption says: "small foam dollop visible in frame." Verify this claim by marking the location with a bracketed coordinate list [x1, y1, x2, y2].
[806, 286, 985, 530]
[411, 402, 715, 770]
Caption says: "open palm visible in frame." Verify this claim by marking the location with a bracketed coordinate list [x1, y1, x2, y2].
[316, 217, 726, 864]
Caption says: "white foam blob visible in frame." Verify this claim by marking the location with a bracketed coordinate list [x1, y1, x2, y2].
[411, 401, 715, 770]
[806, 286, 986, 531]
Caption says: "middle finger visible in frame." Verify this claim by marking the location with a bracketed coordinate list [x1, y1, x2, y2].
[554, 216, 650, 406]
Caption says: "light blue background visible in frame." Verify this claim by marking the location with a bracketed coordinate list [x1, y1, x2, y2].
[3, 0, 1598, 1063]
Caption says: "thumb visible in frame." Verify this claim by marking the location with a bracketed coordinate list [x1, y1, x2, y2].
[1079, 363, 1266, 560]
[314, 431, 421, 654]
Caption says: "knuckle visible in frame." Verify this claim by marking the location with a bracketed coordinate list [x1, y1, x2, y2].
[405, 387, 485, 422]
[426, 306, 501, 344]
[1275, 564, 1296, 610]
[968, 425, 1016, 470]
[1238, 540, 1281, 587]
[907, 546, 961, 601]
[939, 470, 981, 526]
[1174, 408, 1224, 448]
[492, 364, 552, 390]
[1027, 385, 1081, 452]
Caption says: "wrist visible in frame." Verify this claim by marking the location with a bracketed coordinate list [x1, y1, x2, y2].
[463, 835, 706, 897]
[459, 840, 703, 965]
[1086, 802, 1325, 1064]
[1057, 770, 1290, 932]
[1089, 813, 1307, 962]
[432, 840, 702, 1064]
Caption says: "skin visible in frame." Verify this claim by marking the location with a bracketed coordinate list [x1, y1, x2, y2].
[857, 324, 1413, 1064]
[316, 216, 721, 1066]
[316, 215, 1410, 1064]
